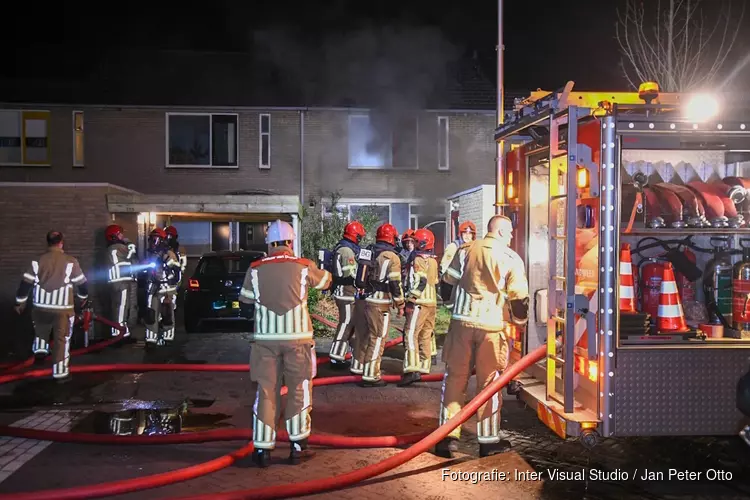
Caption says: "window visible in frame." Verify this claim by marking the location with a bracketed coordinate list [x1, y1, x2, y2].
[348, 113, 418, 169]
[73, 111, 84, 167]
[438, 116, 449, 170]
[410, 214, 419, 231]
[0, 110, 51, 166]
[166, 113, 238, 168]
[259, 114, 270, 169]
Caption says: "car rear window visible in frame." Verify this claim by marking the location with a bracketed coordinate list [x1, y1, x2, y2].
[199, 255, 263, 276]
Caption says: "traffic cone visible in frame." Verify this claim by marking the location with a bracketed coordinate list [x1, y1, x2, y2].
[657, 262, 690, 333]
[619, 243, 637, 313]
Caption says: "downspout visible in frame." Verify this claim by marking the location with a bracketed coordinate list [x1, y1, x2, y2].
[297, 109, 306, 257]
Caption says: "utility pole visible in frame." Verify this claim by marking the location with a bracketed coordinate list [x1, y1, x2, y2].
[495, 0, 505, 216]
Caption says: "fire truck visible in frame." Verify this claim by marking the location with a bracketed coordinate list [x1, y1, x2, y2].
[496, 81, 750, 447]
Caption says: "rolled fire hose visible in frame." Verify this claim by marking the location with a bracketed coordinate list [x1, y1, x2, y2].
[0, 346, 546, 500]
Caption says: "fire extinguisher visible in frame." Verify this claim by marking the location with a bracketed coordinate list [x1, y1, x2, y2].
[704, 237, 734, 326]
[639, 257, 668, 321]
[732, 240, 750, 333]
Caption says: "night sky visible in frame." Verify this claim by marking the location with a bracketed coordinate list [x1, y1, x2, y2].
[3, 0, 749, 104]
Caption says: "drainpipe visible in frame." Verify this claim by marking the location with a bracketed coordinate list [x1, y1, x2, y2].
[300, 110, 305, 209]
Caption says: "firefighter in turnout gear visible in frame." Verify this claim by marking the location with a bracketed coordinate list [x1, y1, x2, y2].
[164, 225, 187, 312]
[238, 220, 331, 468]
[352, 223, 405, 387]
[435, 215, 529, 458]
[402, 229, 439, 364]
[143, 228, 182, 346]
[14, 231, 88, 381]
[440, 220, 476, 277]
[399, 228, 439, 387]
[328, 221, 366, 370]
[105, 224, 136, 339]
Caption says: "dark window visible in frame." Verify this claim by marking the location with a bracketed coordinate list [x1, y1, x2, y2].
[168, 114, 238, 167]
[259, 114, 271, 168]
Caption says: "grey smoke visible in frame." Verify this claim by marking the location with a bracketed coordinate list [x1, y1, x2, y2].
[251, 24, 462, 111]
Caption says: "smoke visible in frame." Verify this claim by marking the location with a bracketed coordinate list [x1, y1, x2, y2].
[251, 24, 462, 111]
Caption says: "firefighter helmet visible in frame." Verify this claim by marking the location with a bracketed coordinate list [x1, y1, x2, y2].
[375, 223, 399, 245]
[402, 228, 416, 243]
[165, 225, 178, 239]
[150, 228, 167, 239]
[105, 224, 124, 243]
[343, 221, 366, 244]
[266, 220, 295, 244]
[414, 228, 435, 251]
[458, 221, 477, 235]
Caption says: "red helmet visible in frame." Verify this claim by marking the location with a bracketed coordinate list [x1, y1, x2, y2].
[165, 225, 178, 238]
[458, 221, 477, 235]
[150, 228, 167, 239]
[105, 224, 124, 243]
[375, 223, 399, 245]
[343, 221, 366, 243]
[414, 228, 435, 251]
[402, 229, 416, 243]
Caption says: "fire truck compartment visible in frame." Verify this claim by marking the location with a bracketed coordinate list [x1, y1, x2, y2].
[496, 83, 750, 442]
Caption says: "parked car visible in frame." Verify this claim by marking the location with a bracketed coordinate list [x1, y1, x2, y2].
[183, 250, 266, 333]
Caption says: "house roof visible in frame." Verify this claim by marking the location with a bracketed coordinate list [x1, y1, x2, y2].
[0, 48, 522, 111]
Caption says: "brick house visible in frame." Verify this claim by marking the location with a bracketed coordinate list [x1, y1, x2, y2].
[0, 50, 514, 339]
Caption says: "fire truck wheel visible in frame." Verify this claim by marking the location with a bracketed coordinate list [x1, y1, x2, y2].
[579, 429, 600, 450]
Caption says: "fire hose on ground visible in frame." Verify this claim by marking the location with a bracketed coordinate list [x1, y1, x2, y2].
[0, 312, 545, 500]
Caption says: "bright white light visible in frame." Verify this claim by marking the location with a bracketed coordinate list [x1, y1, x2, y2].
[684, 94, 720, 122]
[529, 175, 549, 207]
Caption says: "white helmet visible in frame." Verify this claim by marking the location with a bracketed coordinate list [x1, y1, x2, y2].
[266, 220, 295, 244]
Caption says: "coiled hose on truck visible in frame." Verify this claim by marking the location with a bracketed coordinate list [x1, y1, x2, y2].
[0, 313, 545, 500]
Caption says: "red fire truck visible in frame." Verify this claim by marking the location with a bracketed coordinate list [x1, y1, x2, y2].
[498, 81, 750, 448]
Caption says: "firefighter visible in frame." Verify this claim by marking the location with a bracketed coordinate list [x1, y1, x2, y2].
[353, 223, 405, 387]
[399, 228, 439, 387]
[164, 225, 187, 311]
[238, 220, 331, 467]
[435, 215, 529, 458]
[328, 221, 367, 371]
[440, 221, 477, 277]
[144, 228, 182, 346]
[105, 224, 136, 339]
[13, 231, 88, 381]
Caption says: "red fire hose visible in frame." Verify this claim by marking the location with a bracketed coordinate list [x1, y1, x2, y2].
[0, 310, 544, 500]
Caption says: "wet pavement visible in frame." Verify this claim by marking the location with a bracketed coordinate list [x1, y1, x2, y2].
[0, 325, 747, 499]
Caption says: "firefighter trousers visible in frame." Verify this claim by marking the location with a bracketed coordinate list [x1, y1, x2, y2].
[439, 321, 509, 444]
[329, 299, 362, 371]
[109, 282, 134, 337]
[353, 302, 390, 382]
[31, 309, 74, 379]
[145, 292, 174, 343]
[249, 341, 315, 450]
[402, 304, 436, 374]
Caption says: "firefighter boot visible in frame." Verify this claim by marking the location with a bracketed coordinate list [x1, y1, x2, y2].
[329, 358, 350, 370]
[434, 437, 459, 459]
[34, 353, 46, 366]
[289, 439, 316, 465]
[252, 449, 271, 468]
[479, 436, 512, 457]
[397, 372, 421, 387]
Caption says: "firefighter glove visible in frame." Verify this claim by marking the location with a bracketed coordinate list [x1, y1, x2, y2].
[509, 297, 530, 325]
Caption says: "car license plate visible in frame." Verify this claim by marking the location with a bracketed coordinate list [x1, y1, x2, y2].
[358, 248, 372, 261]
[232, 301, 240, 309]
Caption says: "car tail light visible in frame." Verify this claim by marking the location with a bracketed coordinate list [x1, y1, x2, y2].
[188, 279, 200, 289]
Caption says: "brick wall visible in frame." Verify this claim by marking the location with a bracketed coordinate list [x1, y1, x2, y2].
[0, 105, 497, 204]
[447, 185, 495, 240]
[0, 184, 136, 349]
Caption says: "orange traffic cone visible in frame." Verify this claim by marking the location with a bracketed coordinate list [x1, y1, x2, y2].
[657, 262, 690, 333]
[619, 243, 637, 313]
